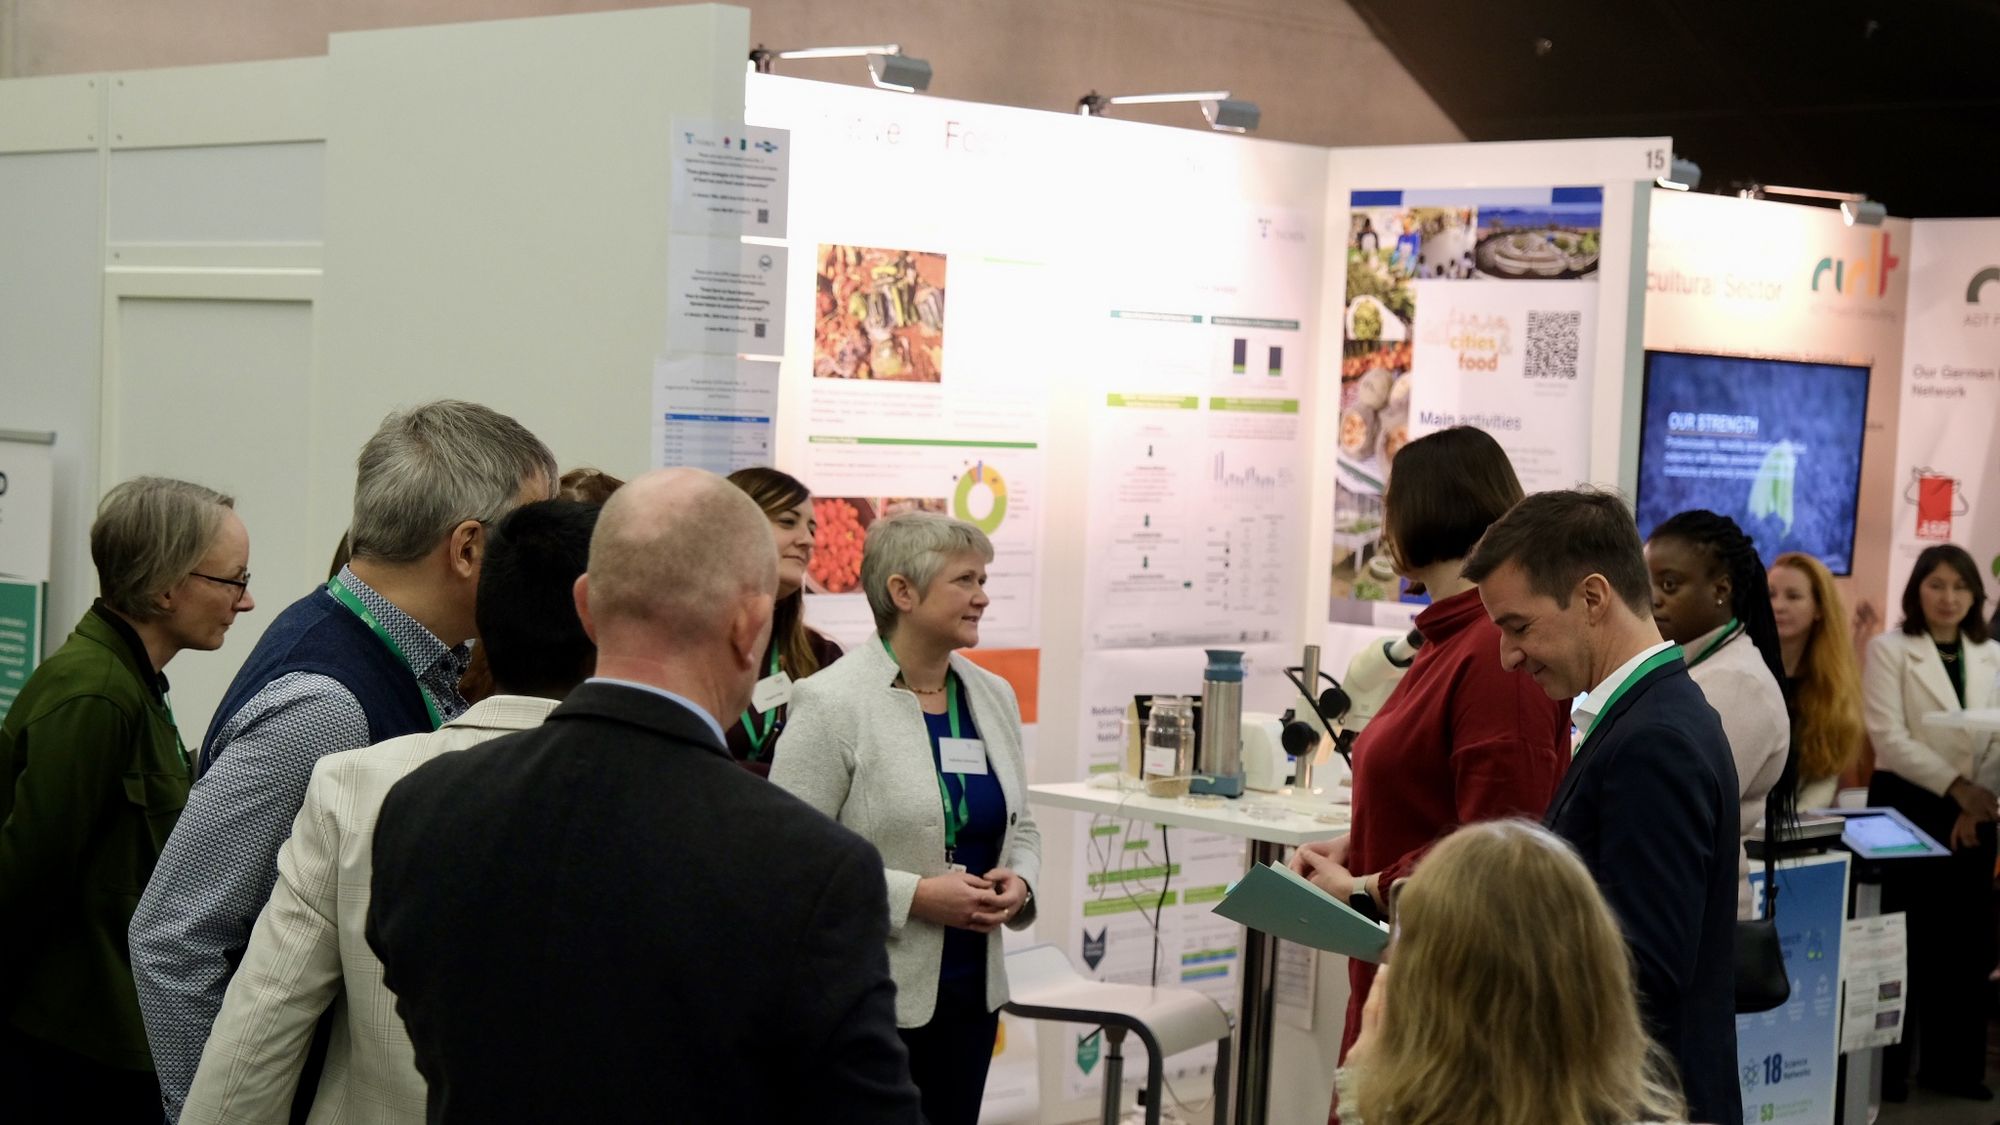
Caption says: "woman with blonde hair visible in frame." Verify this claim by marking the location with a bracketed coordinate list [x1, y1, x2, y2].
[1768, 552, 1864, 808]
[1338, 819, 1686, 1125]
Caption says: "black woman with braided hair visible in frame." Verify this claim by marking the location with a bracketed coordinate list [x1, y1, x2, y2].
[1643, 510, 1796, 920]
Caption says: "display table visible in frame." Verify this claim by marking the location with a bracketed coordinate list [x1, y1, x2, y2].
[1027, 781, 1348, 1125]
[1921, 708, 2000, 734]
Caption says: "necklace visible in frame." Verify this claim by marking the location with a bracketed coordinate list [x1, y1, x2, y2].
[897, 676, 948, 697]
[1937, 642, 1961, 664]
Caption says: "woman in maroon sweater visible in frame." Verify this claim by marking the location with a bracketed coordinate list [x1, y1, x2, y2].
[1291, 427, 1570, 1123]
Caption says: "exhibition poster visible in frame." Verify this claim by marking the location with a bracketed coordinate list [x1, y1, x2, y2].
[1886, 219, 2000, 611]
[669, 118, 790, 238]
[1840, 912, 1908, 1053]
[1736, 854, 1847, 1125]
[663, 234, 789, 356]
[0, 433, 53, 720]
[1084, 208, 1315, 651]
[1332, 186, 1603, 625]
[649, 355, 777, 473]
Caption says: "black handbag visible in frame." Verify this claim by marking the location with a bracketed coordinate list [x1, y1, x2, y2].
[1734, 788, 1791, 1014]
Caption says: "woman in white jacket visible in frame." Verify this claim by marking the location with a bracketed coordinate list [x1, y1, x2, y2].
[1644, 510, 1793, 918]
[1864, 543, 1998, 1102]
[773, 512, 1040, 1125]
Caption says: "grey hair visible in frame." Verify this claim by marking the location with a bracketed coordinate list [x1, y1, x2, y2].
[348, 400, 558, 563]
[860, 512, 995, 633]
[91, 476, 236, 621]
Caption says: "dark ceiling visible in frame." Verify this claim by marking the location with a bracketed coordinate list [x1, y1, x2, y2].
[1343, 0, 2000, 219]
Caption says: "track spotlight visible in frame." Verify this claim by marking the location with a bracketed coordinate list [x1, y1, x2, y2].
[1077, 90, 1260, 133]
[1656, 156, 1700, 191]
[749, 44, 932, 92]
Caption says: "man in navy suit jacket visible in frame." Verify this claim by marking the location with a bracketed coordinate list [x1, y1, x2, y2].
[1466, 489, 1741, 1125]
[367, 469, 922, 1124]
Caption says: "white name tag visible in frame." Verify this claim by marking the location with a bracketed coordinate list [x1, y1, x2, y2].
[939, 737, 989, 775]
[751, 671, 793, 712]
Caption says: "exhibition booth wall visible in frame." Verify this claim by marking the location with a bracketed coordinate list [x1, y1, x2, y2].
[3, 5, 1998, 1122]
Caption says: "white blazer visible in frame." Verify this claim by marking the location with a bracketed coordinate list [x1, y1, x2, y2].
[1684, 622, 1791, 918]
[181, 696, 559, 1125]
[772, 638, 1042, 1027]
[1863, 630, 2000, 796]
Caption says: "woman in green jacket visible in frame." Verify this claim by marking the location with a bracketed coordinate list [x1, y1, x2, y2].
[0, 476, 254, 1121]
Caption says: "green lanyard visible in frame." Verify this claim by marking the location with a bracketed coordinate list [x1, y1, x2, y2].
[162, 693, 190, 772]
[737, 648, 784, 761]
[1577, 644, 1683, 754]
[881, 638, 970, 856]
[325, 579, 443, 731]
[1686, 618, 1743, 669]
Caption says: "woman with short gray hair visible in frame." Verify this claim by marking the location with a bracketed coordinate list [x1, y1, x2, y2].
[0, 475, 252, 1119]
[773, 512, 1040, 1125]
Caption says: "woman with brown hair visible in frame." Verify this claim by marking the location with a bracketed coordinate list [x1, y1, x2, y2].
[1337, 820, 1687, 1125]
[1290, 427, 1568, 1122]
[1767, 551, 1863, 809]
[725, 467, 843, 776]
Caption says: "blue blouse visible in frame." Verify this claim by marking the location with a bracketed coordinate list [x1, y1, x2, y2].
[924, 697, 1005, 981]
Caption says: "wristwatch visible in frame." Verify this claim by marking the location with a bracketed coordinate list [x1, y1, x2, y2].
[1348, 885, 1383, 924]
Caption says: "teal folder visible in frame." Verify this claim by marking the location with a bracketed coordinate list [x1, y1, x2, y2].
[1211, 861, 1392, 963]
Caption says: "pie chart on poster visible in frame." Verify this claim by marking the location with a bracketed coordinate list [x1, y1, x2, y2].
[954, 462, 1007, 534]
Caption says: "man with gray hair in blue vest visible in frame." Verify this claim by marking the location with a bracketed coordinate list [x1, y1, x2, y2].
[129, 400, 556, 1121]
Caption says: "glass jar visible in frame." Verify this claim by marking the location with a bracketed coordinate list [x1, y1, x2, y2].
[1143, 696, 1195, 798]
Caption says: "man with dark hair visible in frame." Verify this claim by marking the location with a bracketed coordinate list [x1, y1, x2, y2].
[1464, 488, 1741, 1125]
[179, 500, 598, 1124]
[132, 401, 557, 1120]
[366, 469, 922, 1122]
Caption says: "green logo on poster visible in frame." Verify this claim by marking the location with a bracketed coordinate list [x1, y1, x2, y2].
[1076, 1030, 1101, 1075]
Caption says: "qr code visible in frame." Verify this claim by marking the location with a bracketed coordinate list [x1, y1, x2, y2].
[753, 322, 766, 338]
[1525, 310, 1581, 380]
[756, 208, 769, 224]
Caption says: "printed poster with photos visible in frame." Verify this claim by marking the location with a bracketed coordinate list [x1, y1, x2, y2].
[1331, 186, 1604, 623]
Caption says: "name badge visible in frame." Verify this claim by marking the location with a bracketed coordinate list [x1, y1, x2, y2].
[751, 672, 793, 713]
[939, 737, 989, 775]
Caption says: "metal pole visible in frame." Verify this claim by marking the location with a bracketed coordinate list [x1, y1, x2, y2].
[1294, 645, 1320, 790]
[1100, 1026, 1127, 1125]
[1232, 839, 1283, 1124]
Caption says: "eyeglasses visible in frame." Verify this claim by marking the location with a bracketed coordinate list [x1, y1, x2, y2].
[190, 571, 251, 596]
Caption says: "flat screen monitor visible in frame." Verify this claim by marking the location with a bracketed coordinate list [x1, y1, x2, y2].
[1636, 351, 1871, 575]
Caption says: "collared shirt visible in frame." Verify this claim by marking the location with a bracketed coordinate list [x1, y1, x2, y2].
[586, 677, 727, 746]
[130, 567, 470, 1120]
[1571, 641, 1675, 743]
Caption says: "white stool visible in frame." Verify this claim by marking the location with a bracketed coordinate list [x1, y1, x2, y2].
[1002, 943, 1232, 1125]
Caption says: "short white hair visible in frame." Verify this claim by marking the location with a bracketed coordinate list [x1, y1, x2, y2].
[860, 512, 994, 633]
[349, 400, 557, 563]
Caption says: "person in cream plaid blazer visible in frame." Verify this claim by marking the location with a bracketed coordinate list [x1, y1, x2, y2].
[180, 500, 600, 1124]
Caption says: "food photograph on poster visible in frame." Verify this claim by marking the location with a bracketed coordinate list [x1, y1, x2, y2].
[805, 495, 948, 594]
[813, 244, 947, 382]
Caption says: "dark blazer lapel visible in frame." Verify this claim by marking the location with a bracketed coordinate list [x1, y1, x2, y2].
[546, 681, 731, 755]
[1544, 660, 1683, 825]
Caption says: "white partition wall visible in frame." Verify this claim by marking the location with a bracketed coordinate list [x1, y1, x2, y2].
[0, 75, 106, 657]
[313, 3, 751, 553]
